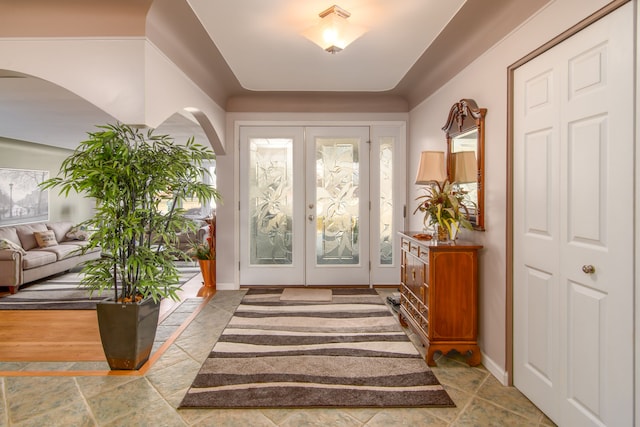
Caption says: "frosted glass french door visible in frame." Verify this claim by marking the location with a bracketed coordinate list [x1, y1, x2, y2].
[239, 127, 304, 285]
[239, 126, 371, 286]
[304, 127, 369, 285]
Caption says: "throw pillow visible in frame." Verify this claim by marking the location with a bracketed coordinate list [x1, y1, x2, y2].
[65, 225, 91, 241]
[34, 230, 58, 248]
[0, 238, 27, 255]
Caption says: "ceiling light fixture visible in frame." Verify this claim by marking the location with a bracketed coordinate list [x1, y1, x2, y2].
[303, 4, 367, 54]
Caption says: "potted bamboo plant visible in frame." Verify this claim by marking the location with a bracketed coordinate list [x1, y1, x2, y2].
[42, 123, 221, 369]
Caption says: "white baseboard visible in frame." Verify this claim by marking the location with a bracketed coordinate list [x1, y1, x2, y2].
[482, 351, 509, 385]
[214, 282, 238, 290]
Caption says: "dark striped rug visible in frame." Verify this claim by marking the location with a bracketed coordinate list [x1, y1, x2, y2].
[0, 261, 201, 310]
[179, 288, 455, 409]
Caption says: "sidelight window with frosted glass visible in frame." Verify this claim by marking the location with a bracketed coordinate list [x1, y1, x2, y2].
[379, 138, 393, 265]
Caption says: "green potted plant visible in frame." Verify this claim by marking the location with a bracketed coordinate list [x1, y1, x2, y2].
[187, 216, 216, 295]
[413, 180, 473, 241]
[41, 123, 221, 369]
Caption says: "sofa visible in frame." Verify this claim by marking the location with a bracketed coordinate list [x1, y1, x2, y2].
[175, 218, 211, 253]
[0, 221, 101, 294]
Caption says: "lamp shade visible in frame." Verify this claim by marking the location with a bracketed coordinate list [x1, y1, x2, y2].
[451, 151, 477, 184]
[415, 151, 447, 184]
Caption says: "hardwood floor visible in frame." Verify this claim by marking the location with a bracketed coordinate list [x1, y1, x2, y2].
[0, 274, 206, 363]
[0, 310, 104, 362]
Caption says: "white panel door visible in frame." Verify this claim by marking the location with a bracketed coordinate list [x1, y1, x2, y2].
[514, 4, 634, 426]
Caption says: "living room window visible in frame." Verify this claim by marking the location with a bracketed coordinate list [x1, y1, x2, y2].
[158, 160, 216, 219]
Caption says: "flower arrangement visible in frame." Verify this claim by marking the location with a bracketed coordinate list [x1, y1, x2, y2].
[413, 180, 474, 238]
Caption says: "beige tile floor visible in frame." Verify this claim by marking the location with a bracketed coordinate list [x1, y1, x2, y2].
[0, 288, 556, 426]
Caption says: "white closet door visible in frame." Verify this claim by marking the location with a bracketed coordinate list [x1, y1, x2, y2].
[514, 4, 634, 426]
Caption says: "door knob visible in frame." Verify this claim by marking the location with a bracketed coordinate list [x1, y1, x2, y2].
[582, 265, 595, 274]
[308, 214, 314, 221]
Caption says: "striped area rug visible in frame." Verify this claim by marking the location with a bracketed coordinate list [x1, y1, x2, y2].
[179, 288, 455, 408]
[0, 261, 201, 310]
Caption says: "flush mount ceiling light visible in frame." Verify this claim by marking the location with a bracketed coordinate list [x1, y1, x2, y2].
[303, 4, 367, 54]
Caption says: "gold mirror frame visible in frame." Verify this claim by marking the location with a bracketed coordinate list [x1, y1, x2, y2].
[442, 99, 487, 231]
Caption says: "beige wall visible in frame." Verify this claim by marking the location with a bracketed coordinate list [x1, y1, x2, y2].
[407, 0, 617, 383]
[0, 138, 95, 224]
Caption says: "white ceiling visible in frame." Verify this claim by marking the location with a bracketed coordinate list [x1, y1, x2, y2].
[1, 0, 466, 150]
[0, 0, 544, 151]
[188, 0, 465, 92]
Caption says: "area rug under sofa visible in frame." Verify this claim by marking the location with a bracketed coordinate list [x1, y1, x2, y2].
[0, 261, 201, 310]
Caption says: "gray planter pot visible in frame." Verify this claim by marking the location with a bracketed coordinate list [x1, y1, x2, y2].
[96, 297, 160, 370]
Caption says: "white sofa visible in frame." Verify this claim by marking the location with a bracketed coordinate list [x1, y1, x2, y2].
[0, 221, 101, 294]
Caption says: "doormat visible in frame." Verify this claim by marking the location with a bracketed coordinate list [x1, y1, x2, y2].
[279, 287, 332, 302]
[179, 287, 454, 409]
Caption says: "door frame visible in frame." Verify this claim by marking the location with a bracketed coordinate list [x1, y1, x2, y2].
[234, 120, 407, 287]
[505, 0, 631, 386]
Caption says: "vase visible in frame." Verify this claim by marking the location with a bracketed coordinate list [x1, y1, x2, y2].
[449, 221, 460, 241]
[435, 224, 449, 243]
[197, 259, 216, 297]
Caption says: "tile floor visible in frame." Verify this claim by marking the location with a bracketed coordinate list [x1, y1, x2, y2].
[0, 289, 556, 426]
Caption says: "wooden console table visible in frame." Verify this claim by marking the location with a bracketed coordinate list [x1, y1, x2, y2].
[398, 231, 482, 366]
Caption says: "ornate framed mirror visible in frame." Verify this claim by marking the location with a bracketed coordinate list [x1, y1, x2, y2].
[442, 99, 486, 230]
